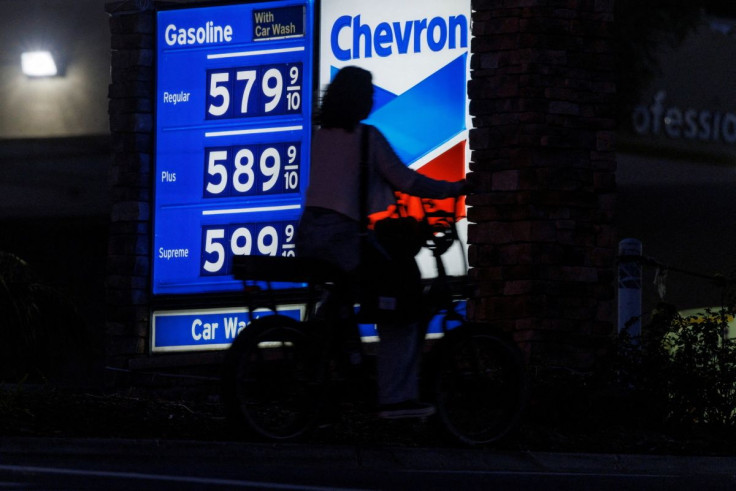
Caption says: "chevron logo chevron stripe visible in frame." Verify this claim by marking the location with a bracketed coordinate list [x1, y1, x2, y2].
[330, 53, 466, 168]
[361, 53, 467, 166]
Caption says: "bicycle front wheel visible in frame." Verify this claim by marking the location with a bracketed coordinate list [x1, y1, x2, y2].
[434, 324, 527, 446]
[222, 315, 323, 441]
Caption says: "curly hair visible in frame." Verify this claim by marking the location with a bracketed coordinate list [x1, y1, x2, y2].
[318, 66, 374, 131]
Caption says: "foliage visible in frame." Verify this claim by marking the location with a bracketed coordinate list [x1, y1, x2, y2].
[614, 0, 705, 120]
[0, 251, 94, 383]
[615, 1, 736, 120]
[617, 303, 736, 429]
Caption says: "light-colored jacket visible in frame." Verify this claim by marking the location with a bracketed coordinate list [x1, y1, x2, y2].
[305, 124, 464, 221]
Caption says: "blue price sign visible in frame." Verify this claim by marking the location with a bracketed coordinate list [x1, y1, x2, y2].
[154, 1, 314, 295]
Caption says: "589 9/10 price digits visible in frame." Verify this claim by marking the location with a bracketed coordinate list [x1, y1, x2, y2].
[201, 221, 297, 276]
[204, 142, 300, 198]
[206, 63, 302, 119]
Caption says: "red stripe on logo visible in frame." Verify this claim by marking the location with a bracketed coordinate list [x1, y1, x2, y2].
[370, 140, 466, 225]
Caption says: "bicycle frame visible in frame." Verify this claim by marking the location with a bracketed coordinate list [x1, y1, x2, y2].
[224, 197, 527, 445]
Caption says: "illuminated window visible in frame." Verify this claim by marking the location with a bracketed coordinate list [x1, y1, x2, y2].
[21, 51, 58, 77]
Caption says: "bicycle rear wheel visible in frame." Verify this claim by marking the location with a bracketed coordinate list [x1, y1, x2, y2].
[222, 315, 323, 440]
[434, 323, 527, 445]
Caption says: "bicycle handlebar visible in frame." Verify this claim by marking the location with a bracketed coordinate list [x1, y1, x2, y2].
[419, 199, 461, 258]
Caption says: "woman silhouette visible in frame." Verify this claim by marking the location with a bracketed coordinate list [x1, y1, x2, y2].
[296, 66, 468, 419]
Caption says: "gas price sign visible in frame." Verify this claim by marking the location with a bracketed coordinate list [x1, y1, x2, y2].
[154, 1, 314, 295]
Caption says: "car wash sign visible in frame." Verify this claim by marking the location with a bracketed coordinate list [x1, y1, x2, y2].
[320, 0, 471, 276]
[151, 305, 303, 352]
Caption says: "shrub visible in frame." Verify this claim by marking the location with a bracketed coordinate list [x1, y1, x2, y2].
[0, 251, 93, 382]
[617, 303, 736, 429]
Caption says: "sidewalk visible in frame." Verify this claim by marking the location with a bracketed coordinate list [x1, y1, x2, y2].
[2, 436, 736, 484]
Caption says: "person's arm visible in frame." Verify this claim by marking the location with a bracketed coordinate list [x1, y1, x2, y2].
[370, 127, 466, 198]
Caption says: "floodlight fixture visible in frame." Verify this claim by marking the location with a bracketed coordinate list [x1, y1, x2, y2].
[21, 51, 58, 77]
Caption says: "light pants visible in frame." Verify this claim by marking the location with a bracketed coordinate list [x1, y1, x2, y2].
[376, 321, 422, 405]
[297, 208, 423, 406]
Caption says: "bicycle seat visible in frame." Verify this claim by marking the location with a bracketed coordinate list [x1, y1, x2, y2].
[231, 255, 345, 284]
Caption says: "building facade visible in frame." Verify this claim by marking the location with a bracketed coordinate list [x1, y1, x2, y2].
[618, 15, 736, 318]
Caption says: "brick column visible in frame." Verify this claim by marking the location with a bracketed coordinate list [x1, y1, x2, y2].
[467, 0, 617, 371]
[105, 3, 154, 368]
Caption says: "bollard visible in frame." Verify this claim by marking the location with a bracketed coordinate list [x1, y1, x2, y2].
[618, 238, 642, 340]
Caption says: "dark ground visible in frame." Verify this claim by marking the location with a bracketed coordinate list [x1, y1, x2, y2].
[1, 376, 734, 456]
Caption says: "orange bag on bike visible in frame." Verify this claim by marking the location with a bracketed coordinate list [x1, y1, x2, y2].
[373, 215, 428, 259]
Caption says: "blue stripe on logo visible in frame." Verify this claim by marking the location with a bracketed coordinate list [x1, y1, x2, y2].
[362, 53, 467, 165]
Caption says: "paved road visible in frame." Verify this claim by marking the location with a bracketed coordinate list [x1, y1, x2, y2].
[1, 437, 735, 490]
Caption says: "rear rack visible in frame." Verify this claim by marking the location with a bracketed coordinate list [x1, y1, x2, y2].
[231, 255, 344, 284]
[230, 255, 345, 323]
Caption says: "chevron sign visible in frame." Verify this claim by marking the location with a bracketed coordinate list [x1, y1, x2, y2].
[320, 0, 471, 276]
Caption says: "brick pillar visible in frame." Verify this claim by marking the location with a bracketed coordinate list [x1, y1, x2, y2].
[467, 0, 617, 371]
[105, 4, 154, 368]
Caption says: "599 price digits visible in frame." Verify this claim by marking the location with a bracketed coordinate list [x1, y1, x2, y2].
[204, 142, 300, 198]
[206, 63, 302, 119]
[201, 221, 297, 276]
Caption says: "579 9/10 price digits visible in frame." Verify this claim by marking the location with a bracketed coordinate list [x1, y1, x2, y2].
[201, 221, 297, 276]
[206, 63, 302, 119]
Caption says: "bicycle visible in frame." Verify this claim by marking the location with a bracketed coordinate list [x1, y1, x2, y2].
[221, 200, 528, 445]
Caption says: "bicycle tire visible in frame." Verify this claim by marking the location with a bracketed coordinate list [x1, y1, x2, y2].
[433, 323, 527, 446]
[222, 315, 324, 441]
